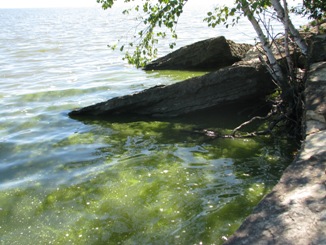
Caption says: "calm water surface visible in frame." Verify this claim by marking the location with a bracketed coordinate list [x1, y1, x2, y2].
[0, 6, 303, 245]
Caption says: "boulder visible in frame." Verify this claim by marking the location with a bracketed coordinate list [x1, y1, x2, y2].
[69, 64, 274, 118]
[143, 36, 252, 71]
[308, 34, 326, 63]
[305, 62, 326, 134]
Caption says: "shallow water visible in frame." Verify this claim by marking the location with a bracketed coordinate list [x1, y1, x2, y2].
[0, 6, 303, 245]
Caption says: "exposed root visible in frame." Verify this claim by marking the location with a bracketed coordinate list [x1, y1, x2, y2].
[191, 68, 305, 140]
[231, 107, 276, 137]
[232, 114, 285, 138]
[192, 96, 301, 140]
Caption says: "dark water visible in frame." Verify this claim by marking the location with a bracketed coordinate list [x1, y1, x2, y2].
[0, 6, 303, 245]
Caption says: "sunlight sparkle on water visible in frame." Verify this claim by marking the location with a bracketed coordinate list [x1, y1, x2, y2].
[0, 6, 299, 244]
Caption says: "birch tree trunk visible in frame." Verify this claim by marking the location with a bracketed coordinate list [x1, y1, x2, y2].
[241, 3, 287, 90]
[270, 0, 308, 55]
[282, 0, 295, 80]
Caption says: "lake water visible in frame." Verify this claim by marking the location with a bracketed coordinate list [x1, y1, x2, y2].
[0, 5, 304, 245]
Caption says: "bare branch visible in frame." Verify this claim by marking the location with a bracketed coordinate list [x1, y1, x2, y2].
[232, 109, 276, 137]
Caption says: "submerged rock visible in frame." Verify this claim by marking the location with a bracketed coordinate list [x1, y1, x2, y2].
[69, 64, 274, 118]
[143, 36, 252, 71]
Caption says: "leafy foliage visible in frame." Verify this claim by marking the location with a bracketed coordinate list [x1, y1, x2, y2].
[97, 0, 187, 67]
[293, 0, 326, 20]
[291, 0, 325, 33]
[204, 0, 273, 28]
[97, 0, 310, 138]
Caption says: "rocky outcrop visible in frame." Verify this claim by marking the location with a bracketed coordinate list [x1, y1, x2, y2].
[143, 36, 252, 70]
[69, 65, 274, 118]
[69, 36, 271, 119]
[69, 35, 272, 119]
[308, 34, 326, 63]
[224, 62, 326, 245]
[223, 35, 326, 245]
[305, 62, 326, 135]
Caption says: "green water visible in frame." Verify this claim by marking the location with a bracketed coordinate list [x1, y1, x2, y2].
[0, 110, 296, 244]
[0, 7, 301, 245]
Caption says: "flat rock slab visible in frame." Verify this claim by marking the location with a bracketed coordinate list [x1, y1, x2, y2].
[69, 65, 273, 118]
[143, 36, 252, 70]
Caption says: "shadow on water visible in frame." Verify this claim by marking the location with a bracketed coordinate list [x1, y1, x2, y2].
[70, 99, 296, 179]
[68, 98, 274, 148]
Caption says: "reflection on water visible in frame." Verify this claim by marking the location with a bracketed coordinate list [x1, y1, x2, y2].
[0, 7, 300, 245]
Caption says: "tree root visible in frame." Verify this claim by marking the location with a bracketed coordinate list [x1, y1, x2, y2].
[192, 103, 289, 139]
[190, 83, 304, 140]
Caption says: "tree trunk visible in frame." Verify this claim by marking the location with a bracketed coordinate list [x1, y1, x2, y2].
[241, 3, 287, 91]
[271, 0, 308, 55]
[282, 0, 295, 80]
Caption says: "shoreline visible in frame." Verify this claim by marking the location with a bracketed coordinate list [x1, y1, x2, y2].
[223, 36, 326, 244]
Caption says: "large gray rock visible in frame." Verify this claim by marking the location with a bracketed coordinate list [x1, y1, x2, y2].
[69, 64, 274, 118]
[308, 34, 326, 63]
[304, 62, 326, 134]
[143, 36, 252, 70]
